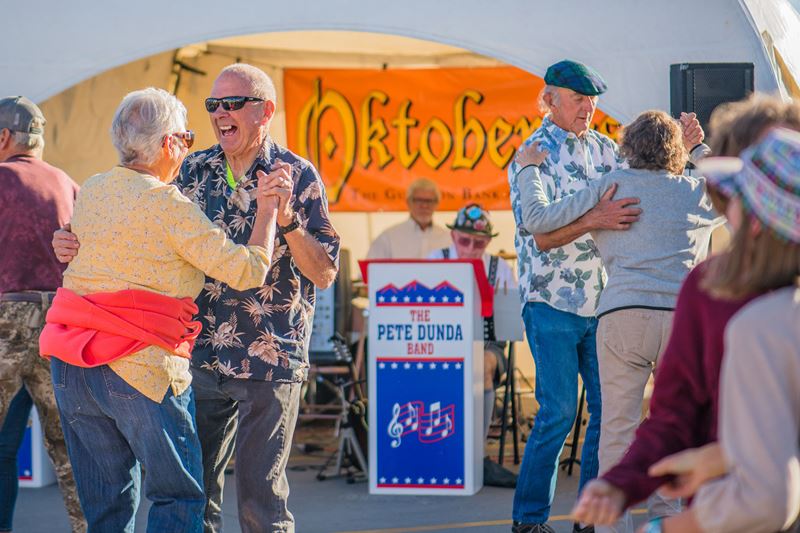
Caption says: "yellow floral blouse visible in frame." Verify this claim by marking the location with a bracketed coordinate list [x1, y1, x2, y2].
[63, 166, 270, 402]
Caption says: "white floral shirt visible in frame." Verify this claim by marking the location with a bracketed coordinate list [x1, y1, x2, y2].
[508, 116, 624, 317]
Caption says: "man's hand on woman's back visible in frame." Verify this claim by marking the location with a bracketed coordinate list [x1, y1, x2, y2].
[53, 223, 80, 263]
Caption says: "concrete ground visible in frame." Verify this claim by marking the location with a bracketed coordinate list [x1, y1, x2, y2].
[14, 423, 648, 532]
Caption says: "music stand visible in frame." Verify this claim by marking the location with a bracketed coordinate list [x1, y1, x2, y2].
[490, 288, 524, 466]
[316, 334, 368, 483]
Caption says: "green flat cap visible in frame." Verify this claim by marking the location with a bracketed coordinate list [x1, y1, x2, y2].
[544, 60, 607, 96]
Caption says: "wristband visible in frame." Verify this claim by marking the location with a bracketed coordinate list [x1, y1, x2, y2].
[278, 212, 301, 234]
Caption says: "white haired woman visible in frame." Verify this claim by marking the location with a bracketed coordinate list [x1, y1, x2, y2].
[39, 87, 279, 532]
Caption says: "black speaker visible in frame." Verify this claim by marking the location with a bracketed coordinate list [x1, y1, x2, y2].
[670, 63, 754, 132]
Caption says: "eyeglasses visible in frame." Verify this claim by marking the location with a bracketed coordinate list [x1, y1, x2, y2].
[204, 96, 264, 113]
[410, 197, 438, 206]
[455, 234, 490, 249]
[170, 130, 195, 148]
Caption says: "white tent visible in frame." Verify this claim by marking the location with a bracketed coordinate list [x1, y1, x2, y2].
[5, 0, 800, 119]
[3, 0, 799, 266]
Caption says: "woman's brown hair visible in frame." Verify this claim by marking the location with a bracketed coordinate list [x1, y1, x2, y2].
[619, 110, 687, 175]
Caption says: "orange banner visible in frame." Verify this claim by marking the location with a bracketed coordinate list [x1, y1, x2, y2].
[285, 66, 620, 212]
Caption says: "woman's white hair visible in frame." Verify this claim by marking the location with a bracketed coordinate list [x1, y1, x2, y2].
[218, 63, 277, 105]
[110, 87, 187, 166]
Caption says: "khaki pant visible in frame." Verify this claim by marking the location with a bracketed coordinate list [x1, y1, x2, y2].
[596, 308, 680, 533]
[0, 301, 86, 533]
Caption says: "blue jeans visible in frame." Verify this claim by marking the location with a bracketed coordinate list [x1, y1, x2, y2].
[512, 302, 602, 524]
[50, 359, 205, 533]
[0, 386, 33, 532]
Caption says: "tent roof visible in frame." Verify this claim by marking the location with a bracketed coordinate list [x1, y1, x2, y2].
[206, 31, 469, 57]
[4, 0, 798, 122]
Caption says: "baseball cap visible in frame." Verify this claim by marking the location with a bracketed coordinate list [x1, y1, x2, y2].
[0, 96, 45, 135]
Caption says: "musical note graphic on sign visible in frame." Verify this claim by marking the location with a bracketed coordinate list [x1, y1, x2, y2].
[386, 400, 456, 447]
[420, 402, 455, 443]
[376, 356, 465, 489]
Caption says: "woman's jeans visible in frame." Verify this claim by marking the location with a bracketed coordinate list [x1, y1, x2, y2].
[0, 386, 33, 531]
[512, 302, 602, 524]
[51, 358, 205, 533]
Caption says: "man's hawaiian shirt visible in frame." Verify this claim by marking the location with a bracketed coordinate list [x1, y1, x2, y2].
[508, 116, 624, 317]
[177, 139, 340, 381]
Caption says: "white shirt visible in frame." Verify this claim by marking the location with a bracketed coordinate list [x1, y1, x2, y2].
[427, 245, 517, 291]
[367, 218, 452, 259]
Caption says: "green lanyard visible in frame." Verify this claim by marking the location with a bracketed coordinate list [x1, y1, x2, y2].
[225, 162, 241, 190]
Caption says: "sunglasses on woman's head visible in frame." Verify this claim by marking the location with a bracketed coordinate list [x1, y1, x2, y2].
[204, 96, 264, 113]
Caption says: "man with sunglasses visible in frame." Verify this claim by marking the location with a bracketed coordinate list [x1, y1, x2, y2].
[181, 63, 340, 533]
[53, 64, 340, 533]
[427, 203, 518, 486]
[367, 177, 451, 259]
[0, 96, 86, 533]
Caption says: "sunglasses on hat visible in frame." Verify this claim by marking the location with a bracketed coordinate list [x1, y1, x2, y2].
[205, 96, 264, 113]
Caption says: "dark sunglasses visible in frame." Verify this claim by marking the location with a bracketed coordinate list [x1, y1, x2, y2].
[170, 130, 195, 148]
[455, 235, 490, 249]
[204, 96, 264, 113]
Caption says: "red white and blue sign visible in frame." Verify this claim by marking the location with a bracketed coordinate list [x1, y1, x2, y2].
[363, 259, 489, 495]
[375, 281, 464, 307]
[376, 358, 464, 489]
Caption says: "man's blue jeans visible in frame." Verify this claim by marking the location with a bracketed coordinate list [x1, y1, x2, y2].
[512, 302, 602, 524]
[0, 386, 33, 532]
[50, 359, 205, 533]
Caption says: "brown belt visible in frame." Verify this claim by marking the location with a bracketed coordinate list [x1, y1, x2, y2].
[0, 291, 56, 305]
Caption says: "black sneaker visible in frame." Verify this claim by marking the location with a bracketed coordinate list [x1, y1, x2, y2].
[511, 522, 556, 533]
[573, 524, 595, 533]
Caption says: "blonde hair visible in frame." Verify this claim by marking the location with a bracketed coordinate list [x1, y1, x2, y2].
[703, 202, 800, 299]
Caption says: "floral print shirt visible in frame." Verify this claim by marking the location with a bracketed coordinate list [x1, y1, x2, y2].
[177, 140, 340, 382]
[508, 116, 624, 317]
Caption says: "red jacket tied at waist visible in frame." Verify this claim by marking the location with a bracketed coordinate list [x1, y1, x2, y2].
[40, 287, 202, 367]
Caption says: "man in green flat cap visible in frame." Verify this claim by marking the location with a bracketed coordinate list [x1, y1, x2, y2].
[507, 60, 705, 533]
